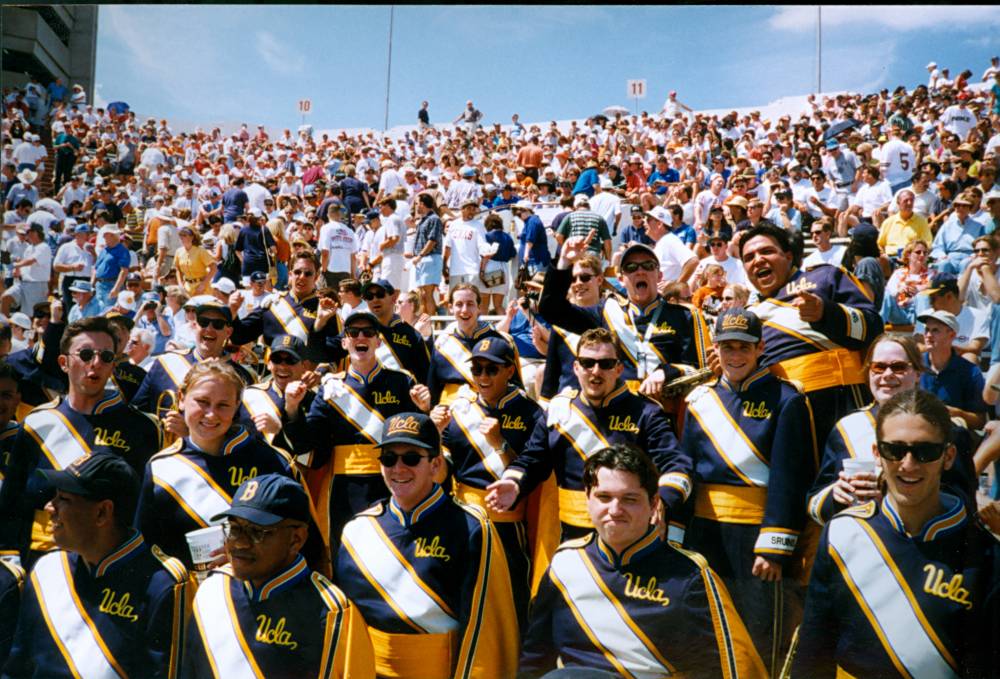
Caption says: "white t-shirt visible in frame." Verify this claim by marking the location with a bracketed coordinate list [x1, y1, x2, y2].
[879, 139, 916, 186]
[800, 186, 837, 218]
[688, 254, 748, 288]
[955, 305, 989, 346]
[157, 223, 181, 257]
[317, 221, 359, 273]
[589, 192, 622, 233]
[53, 240, 95, 279]
[653, 233, 696, 282]
[444, 218, 488, 277]
[19, 241, 51, 281]
[850, 180, 893, 218]
[940, 105, 976, 141]
[802, 245, 847, 269]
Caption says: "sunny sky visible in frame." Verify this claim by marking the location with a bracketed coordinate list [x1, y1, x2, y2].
[94, 5, 1000, 132]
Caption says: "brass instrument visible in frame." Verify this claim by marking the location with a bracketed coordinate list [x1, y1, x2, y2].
[778, 625, 800, 679]
[659, 367, 717, 399]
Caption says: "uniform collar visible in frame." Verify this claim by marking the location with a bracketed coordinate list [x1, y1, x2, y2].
[452, 321, 490, 341]
[627, 296, 664, 318]
[64, 389, 124, 416]
[93, 531, 146, 578]
[580, 382, 629, 409]
[595, 527, 662, 569]
[719, 366, 771, 393]
[242, 554, 309, 603]
[477, 385, 519, 410]
[348, 360, 383, 385]
[881, 492, 967, 541]
[287, 289, 316, 305]
[185, 425, 251, 457]
[388, 484, 448, 528]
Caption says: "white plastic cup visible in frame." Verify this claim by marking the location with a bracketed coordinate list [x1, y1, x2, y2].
[185, 525, 225, 581]
[842, 459, 877, 478]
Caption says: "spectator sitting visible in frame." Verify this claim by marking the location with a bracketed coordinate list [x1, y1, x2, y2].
[882, 239, 933, 327]
[919, 272, 989, 363]
[918, 308, 988, 430]
[931, 192, 987, 274]
[802, 217, 847, 268]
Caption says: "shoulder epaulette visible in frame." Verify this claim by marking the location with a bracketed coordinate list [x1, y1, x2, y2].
[555, 533, 594, 552]
[773, 375, 807, 395]
[149, 438, 185, 461]
[453, 497, 488, 521]
[355, 503, 385, 518]
[310, 571, 349, 611]
[150, 544, 189, 583]
[670, 543, 713, 571]
[0, 559, 26, 589]
[27, 397, 61, 415]
[556, 387, 579, 400]
[836, 500, 877, 520]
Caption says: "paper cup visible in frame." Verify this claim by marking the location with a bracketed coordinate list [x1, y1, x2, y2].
[842, 459, 877, 477]
[185, 525, 225, 581]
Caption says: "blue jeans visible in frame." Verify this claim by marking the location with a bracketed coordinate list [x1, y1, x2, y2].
[95, 280, 116, 312]
[275, 261, 288, 290]
[414, 254, 443, 287]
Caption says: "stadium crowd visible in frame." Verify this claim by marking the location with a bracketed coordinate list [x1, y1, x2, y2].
[0, 55, 1000, 678]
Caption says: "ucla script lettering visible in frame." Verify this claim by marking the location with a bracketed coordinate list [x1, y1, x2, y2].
[100, 588, 139, 622]
[922, 564, 973, 610]
[255, 615, 299, 649]
[623, 573, 670, 608]
[414, 536, 451, 561]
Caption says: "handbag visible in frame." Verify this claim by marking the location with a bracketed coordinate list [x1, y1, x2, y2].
[480, 268, 505, 289]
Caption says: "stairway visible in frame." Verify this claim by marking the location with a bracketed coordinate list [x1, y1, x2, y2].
[38, 125, 55, 198]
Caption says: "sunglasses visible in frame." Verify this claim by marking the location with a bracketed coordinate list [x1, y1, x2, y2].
[71, 348, 117, 364]
[877, 440, 947, 463]
[869, 361, 912, 375]
[973, 248, 993, 255]
[471, 363, 502, 376]
[378, 451, 432, 467]
[363, 289, 388, 300]
[571, 273, 595, 283]
[223, 521, 292, 545]
[196, 316, 229, 330]
[621, 260, 658, 274]
[270, 353, 300, 365]
[291, 269, 315, 277]
[345, 326, 378, 338]
[577, 357, 619, 370]
[709, 240, 726, 248]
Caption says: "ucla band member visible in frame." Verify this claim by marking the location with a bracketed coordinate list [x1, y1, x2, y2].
[430, 336, 544, 625]
[808, 334, 977, 526]
[739, 223, 883, 443]
[282, 311, 431, 554]
[132, 297, 255, 420]
[0, 363, 24, 562]
[539, 235, 710, 399]
[489, 328, 691, 541]
[0, 317, 161, 567]
[229, 250, 344, 363]
[135, 362, 318, 570]
[240, 335, 319, 444]
[360, 278, 431, 382]
[0, 554, 24, 668]
[681, 309, 815, 675]
[427, 283, 522, 405]
[794, 390, 1000, 678]
[519, 445, 766, 678]
[5, 454, 189, 679]
[184, 474, 374, 679]
[335, 413, 520, 679]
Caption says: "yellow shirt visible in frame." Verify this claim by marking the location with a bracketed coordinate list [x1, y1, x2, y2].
[174, 245, 215, 293]
[877, 212, 931, 257]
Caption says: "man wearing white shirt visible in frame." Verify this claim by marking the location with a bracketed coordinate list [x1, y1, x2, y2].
[843, 165, 893, 231]
[879, 126, 916, 192]
[374, 198, 406, 290]
[644, 206, 697, 283]
[53, 223, 95, 307]
[802, 218, 847, 269]
[317, 201, 358, 287]
[588, 176, 623, 237]
[796, 169, 839, 223]
[2, 223, 50, 315]
[57, 175, 88, 209]
[939, 98, 977, 142]
[444, 199, 490, 291]
[694, 175, 728, 228]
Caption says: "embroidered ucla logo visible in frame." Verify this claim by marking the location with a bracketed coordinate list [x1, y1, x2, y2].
[373, 391, 400, 405]
[501, 414, 526, 431]
[922, 564, 973, 610]
[387, 415, 421, 437]
[256, 615, 299, 649]
[414, 536, 451, 561]
[100, 588, 139, 622]
[742, 401, 772, 419]
[392, 333, 412, 347]
[623, 573, 670, 608]
[229, 466, 258, 488]
[784, 278, 817, 296]
[652, 323, 676, 335]
[722, 314, 750, 331]
[608, 415, 639, 433]
[94, 428, 131, 454]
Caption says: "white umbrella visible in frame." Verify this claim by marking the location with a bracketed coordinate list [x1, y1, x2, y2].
[603, 105, 630, 116]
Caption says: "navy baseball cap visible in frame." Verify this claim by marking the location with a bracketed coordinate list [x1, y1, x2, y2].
[269, 334, 305, 361]
[377, 412, 440, 451]
[344, 310, 380, 328]
[212, 474, 311, 526]
[250, 271, 268, 283]
[364, 209, 380, 222]
[470, 336, 515, 365]
[191, 295, 233, 321]
[620, 242, 659, 265]
[714, 309, 763, 343]
[74, 223, 92, 234]
[363, 278, 395, 295]
[40, 453, 139, 517]
[922, 272, 959, 296]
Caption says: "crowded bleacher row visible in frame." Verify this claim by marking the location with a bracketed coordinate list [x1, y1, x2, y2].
[1, 57, 999, 678]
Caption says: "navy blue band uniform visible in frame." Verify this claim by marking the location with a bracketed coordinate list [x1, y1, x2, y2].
[0, 557, 26, 669]
[132, 348, 256, 420]
[505, 384, 691, 536]
[537, 266, 711, 388]
[747, 262, 883, 443]
[539, 323, 581, 401]
[808, 403, 979, 526]
[231, 290, 345, 363]
[281, 361, 419, 554]
[110, 360, 148, 404]
[334, 485, 520, 679]
[3, 532, 190, 679]
[369, 315, 431, 384]
[519, 529, 767, 678]
[680, 368, 816, 672]
[183, 556, 375, 679]
[134, 426, 317, 570]
[239, 377, 316, 448]
[0, 421, 21, 560]
[793, 496, 1000, 678]
[427, 323, 523, 406]
[440, 384, 545, 626]
[0, 392, 162, 566]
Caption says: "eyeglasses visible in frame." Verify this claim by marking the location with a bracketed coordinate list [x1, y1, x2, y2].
[709, 241, 726, 248]
[973, 248, 993, 255]
[196, 316, 229, 330]
[577, 357, 619, 370]
[378, 451, 432, 467]
[291, 269, 315, 277]
[71, 348, 117, 364]
[877, 441, 947, 463]
[345, 326, 378, 338]
[571, 273, 595, 283]
[222, 521, 292, 545]
[621, 260, 658, 274]
[363, 289, 388, 300]
[269, 353, 300, 365]
[470, 363, 502, 376]
[869, 361, 912, 375]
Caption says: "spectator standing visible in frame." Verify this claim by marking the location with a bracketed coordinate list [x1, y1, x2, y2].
[2, 224, 51, 317]
[555, 195, 612, 262]
[443, 199, 490, 296]
[221, 176, 249, 223]
[52, 128, 80, 192]
[317, 201, 357, 287]
[411, 193, 445, 315]
[234, 211, 276, 285]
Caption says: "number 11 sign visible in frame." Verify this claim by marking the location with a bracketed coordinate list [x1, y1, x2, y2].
[627, 79, 646, 115]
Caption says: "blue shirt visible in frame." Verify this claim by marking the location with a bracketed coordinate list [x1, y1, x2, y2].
[509, 308, 550, 359]
[485, 230, 516, 263]
[647, 168, 680, 195]
[221, 187, 249, 223]
[920, 350, 987, 414]
[572, 168, 599, 197]
[618, 223, 654, 246]
[670, 222, 698, 245]
[518, 214, 551, 266]
[94, 242, 131, 280]
[234, 224, 275, 275]
[136, 314, 171, 355]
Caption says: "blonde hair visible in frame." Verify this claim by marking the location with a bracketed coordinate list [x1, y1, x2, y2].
[179, 362, 245, 402]
[266, 218, 289, 245]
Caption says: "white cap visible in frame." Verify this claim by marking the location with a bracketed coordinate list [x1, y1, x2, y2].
[212, 277, 236, 295]
[117, 291, 137, 311]
[926, 61, 937, 69]
[9, 312, 31, 330]
[573, 194, 590, 207]
[645, 206, 672, 223]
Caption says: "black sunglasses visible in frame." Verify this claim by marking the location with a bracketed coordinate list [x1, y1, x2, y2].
[877, 441, 947, 463]
[577, 357, 619, 370]
[291, 269, 315, 277]
[571, 273, 594, 283]
[345, 327, 378, 338]
[621, 260, 658, 273]
[71, 348, 117, 364]
[196, 316, 228, 330]
[269, 353, 300, 365]
[378, 451, 432, 467]
[471, 363, 502, 376]
[363, 289, 388, 301]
